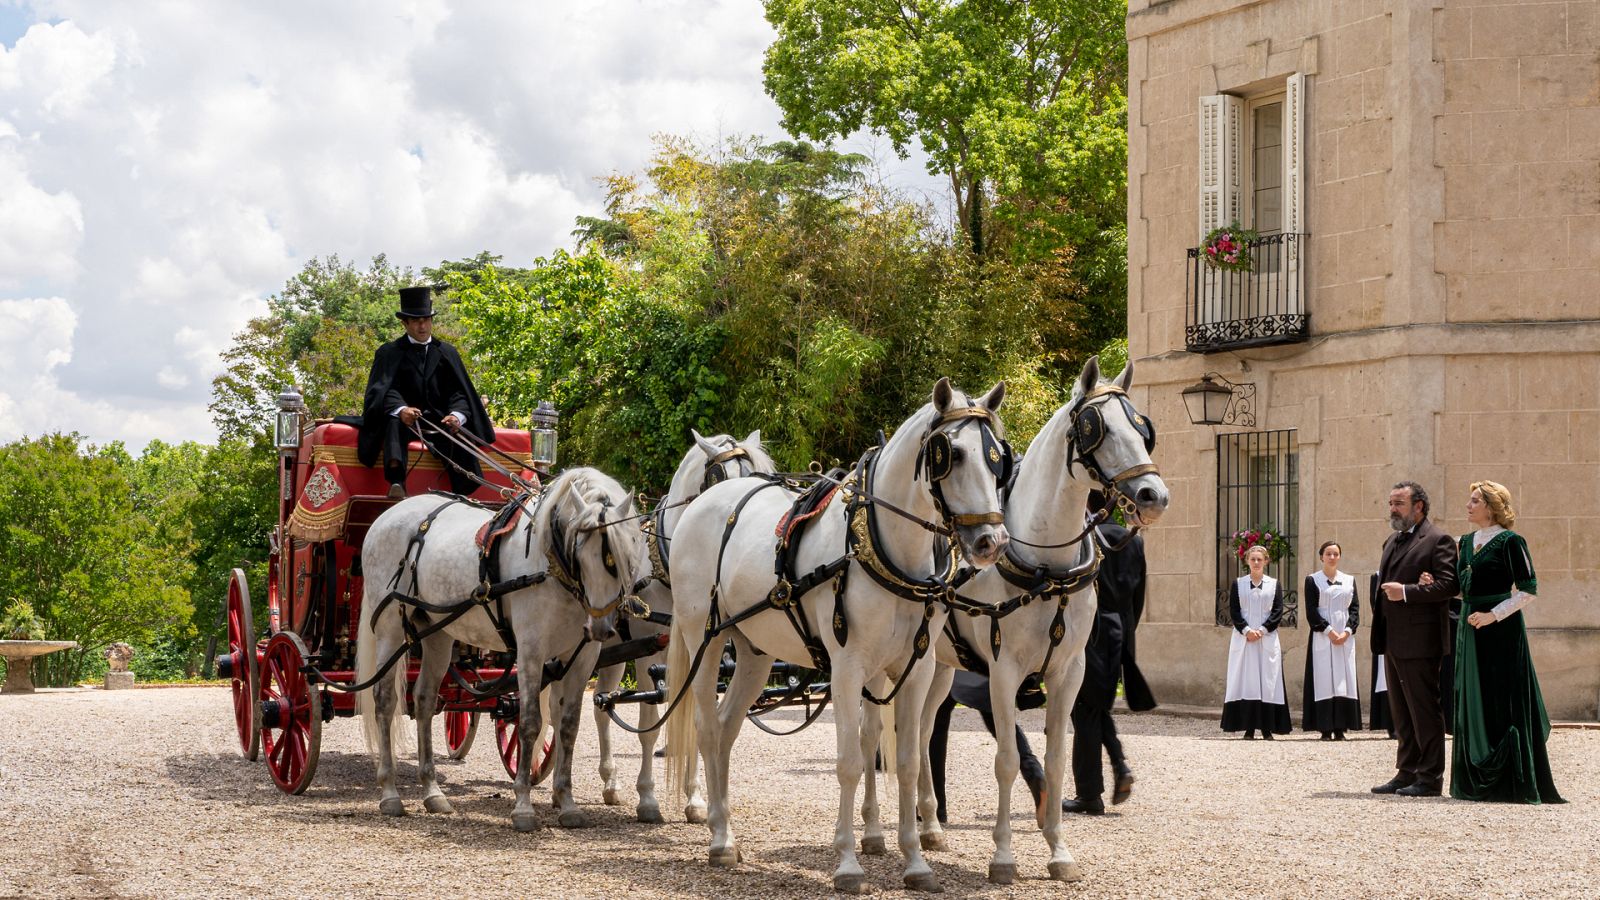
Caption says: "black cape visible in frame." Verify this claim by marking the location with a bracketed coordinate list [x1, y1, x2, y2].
[357, 336, 494, 469]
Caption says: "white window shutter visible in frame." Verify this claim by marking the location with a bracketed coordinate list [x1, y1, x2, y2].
[1283, 73, 1306, 240]
[1198, 94, 1244, 241]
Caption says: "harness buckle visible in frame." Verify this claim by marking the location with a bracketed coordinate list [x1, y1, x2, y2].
[768, 578, 794, 608]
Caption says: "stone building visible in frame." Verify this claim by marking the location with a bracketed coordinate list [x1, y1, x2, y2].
[1124, 0, 1599, 718]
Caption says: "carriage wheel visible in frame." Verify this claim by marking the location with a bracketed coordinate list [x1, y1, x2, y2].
[496, 715, 556, 784]
[259, 632, 322, 794]
[444, 710, 479, 760]
[226, 569, 261, 761]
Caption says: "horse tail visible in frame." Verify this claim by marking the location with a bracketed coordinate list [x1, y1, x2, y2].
[663, 601, 699, 800]
[355, 530, 415, 756]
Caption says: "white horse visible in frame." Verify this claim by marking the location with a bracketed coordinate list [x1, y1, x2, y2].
[666, 379, 1010, 894]
[356, 467, 647, 831]
[915, 356, 1170, 883]
[591, 429, 774, 824]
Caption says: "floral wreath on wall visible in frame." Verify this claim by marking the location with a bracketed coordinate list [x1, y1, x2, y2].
[1201, 222, 1260, 273]
[1230, 526, 1292, 568]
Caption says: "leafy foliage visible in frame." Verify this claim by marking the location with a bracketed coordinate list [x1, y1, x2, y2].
[761, 0, 1130, 375]
[0, 434, 193, 685]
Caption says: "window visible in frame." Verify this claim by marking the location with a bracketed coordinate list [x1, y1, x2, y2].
[1187, 74, 1309, 352]
[1248, 98, 1284, 236]
[1215, 430, 1299, 627]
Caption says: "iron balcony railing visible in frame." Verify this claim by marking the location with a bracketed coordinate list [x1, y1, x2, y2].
[1185, 232, 1310, 353]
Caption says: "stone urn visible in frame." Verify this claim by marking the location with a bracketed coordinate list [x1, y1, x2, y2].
[0, 641, 78, 693]
[104, 642, 136, 690]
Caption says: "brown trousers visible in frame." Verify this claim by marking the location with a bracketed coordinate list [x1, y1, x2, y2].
[1385, 653, 1446, 787]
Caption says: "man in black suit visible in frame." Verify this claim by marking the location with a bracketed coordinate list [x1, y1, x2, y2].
[1372, 480, 1458, 797]
[358, 286, 494, 498]
[1064, 493, 1157, 814]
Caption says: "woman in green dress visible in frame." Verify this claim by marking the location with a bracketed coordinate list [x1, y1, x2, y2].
[1428, 481, 1564, 803]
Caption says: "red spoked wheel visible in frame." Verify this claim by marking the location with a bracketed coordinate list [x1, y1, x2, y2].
[259, 632, 322, 795]
[444, 710, 479, 760]
[496, 703, 556, 784]
[225, 568, 260, 761]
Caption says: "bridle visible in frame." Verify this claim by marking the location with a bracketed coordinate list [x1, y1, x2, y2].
[549, 497, 639, 620]
[1067, 384, 1160, 523]
[914, 404, 1013, 529]
[698, 442, 755, 492]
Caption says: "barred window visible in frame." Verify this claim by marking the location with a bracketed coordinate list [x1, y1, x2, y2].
[1215, 430, 1299, 627]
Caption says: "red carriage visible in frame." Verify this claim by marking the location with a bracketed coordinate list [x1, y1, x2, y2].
[218, 390, 569, 793]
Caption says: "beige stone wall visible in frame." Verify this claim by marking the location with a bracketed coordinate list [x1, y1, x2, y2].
[1125, 0, 1600, 719]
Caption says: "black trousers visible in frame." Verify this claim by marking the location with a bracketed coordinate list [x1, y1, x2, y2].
[1385, 653, 1447, 788]
[929, 693, 1044, 822]
[380, 415, 482, 496]
[1070, 698, 1128, 800]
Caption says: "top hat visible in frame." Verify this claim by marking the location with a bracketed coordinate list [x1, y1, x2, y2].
[397, 286, 436, 319]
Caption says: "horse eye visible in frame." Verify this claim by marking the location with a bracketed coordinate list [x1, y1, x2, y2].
[950, 447, 966, 465]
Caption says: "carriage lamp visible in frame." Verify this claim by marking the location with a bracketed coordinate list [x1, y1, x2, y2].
[275, 387, 306, 449]
[1181, 373, 1255, 427]
[530, 400, 560, 471]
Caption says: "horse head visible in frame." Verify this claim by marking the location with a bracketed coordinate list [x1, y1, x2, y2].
[686, 428, 774, 497]
[914, 377, 1011, 568]
[541, 469, 648, 643]
[1065, 356, 1169, 526]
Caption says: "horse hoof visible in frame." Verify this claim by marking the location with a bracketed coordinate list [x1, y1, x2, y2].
[379, 798, 405, 817]
[709, 846, 741, 868]
[602, 788, 622, 806]
[423, 795, 455, 815]
[920, 832, 947, 852]
[512, 812, 539, 833]
[685, 804, 708, 824]
[1049, 861, 1085, 883]
[558, 809, 586, 828]
[988, 862, 1017, 885]
[860, 835, 887, 856]
[903, 872, 943, 893]
[832, 873, 866, 894]
[637, 804, 664, 824]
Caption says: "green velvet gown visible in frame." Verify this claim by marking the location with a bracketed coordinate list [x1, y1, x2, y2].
[1450, 530, 1565, 804]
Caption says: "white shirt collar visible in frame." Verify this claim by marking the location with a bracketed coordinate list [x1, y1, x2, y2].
[1474, 524, 1505, 543]
[406, 336, 434, 346]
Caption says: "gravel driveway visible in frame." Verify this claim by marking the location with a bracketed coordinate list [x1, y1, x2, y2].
[1, 687, 1595, 898]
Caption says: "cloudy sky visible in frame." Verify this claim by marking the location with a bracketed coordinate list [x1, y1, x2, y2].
[0, 1, 943, 450]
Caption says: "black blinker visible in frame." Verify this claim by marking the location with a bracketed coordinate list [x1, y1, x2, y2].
[924, 431, 954, 482]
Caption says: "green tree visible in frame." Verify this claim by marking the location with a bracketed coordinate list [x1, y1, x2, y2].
[761, 0, 1130, 370]
[0, 434, 193, 686]
[210, 254, 421, 441]
[186, 435, 278, 677]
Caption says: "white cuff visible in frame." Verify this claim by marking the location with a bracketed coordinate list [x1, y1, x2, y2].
[1492, 590, 1534, 621]
[390, 405, 405, 417]
[448, 411, 466, 426]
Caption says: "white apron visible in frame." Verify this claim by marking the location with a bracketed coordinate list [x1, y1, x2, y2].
[1374, 655, 1388, 693]
[1224, 575, 1285, 704]
[1309, 571, 1359, 702]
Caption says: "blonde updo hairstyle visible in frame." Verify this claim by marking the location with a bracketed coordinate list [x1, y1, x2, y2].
[1470, 480, 1516, 529]
[1245, 544, 1270, 564]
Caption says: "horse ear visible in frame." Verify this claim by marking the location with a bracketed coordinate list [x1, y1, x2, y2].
[743, 429, 761, 447]
[979, 380, 1006, 412]
[932, 377, 954, 413]
[1076, 356, 1102, 398]
[1113, 359, 1135, 392]
[691, 429, 720, 459]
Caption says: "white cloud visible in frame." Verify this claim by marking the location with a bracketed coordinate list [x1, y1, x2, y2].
[0, 1, 946, 451]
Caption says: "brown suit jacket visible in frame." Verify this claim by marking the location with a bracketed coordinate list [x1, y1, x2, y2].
[1376, 518, 1459, 660]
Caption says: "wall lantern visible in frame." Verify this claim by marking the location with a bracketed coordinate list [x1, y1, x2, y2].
[1181, 373, 1255, 427]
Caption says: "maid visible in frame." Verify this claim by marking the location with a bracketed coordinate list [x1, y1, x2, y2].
[1301, 541, 1361, 739]
[1222, 544, 1291, 739]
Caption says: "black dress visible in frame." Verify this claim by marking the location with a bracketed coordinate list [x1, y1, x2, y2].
[1301, 572, 1362, 734]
